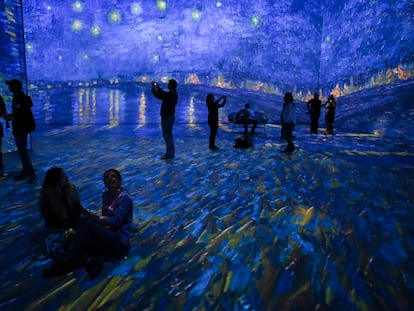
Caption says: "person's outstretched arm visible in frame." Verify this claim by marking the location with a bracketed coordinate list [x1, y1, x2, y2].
[215, 96, 227, 108]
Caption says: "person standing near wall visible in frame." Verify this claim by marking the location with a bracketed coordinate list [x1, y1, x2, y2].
[0, 95, 8, 177]
[4, 79, 36, 183]
[307, 93, 322, 134]
[324, 94, 336, 135]
[206, 93, 226, 150]
[151, 79, 178, 160]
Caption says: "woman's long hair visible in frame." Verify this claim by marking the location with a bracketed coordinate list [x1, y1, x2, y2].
[39, 167, 65, 219]
[42, 167, 63, 189]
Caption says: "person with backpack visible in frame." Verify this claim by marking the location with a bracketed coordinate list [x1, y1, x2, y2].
[4, 79, 36, 183]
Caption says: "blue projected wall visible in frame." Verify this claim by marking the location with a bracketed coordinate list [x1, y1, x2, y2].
[320, 0, 414, 95]
[1, 0, 413, 96]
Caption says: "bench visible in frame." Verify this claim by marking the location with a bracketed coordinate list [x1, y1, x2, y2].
[227, 111, 269, 135]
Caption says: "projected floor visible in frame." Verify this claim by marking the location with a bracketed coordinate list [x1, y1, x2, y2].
[0, 83, 413, 310]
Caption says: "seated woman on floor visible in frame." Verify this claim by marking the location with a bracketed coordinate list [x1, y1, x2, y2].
[74, 168, 133, 279]
[40, 167, 83, 276]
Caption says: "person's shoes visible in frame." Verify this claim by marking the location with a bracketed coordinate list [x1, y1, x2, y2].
[282, 147, 296, 154]
[43, 262, 74, 277]
[209, 145, 219, 150]
[161, 154, 174, 160]
[85, 256, 104, 280]
[28, 174, 37, 184]
[287, 147, 296, 154]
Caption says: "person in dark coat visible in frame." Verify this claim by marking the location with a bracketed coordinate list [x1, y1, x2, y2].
[151, 79, 178, 160]
[307, 93, 322, 134]
[4, 79, 36, 183]
[206, 93, 227, 150]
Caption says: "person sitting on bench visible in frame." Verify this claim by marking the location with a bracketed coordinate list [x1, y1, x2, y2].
[238, 103, 258, 135]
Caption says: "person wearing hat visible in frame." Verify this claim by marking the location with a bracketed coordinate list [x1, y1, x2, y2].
[151, 79, 178, 160]
[4, 79, 36, 183]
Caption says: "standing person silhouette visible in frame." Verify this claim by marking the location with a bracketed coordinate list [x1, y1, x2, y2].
[206, 93, 226, 150]
[281, 92, 297, 154]
[280, 100, 287, 139]
[151, 79, 178, 160]
[324, 94, 336, 135]
[0, 95, 8, 177]
[4, 79, 36, 183]
[307, 93, 322, 134]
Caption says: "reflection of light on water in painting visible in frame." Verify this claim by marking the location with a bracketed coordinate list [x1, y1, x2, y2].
[108, 89, 120, 128]
[137, 91, 147, 127]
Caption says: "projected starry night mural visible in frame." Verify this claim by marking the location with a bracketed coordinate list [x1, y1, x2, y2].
[0, 1, 413, 310]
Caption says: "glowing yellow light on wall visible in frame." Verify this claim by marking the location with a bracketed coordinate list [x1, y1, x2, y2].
[153, 55, 160, 62]
[71, 19, 83, 32]
[131, 3, 143, 15]
[191, 10, 202, 22]
[216, 2, 223, 7]
[91, 25, 101, 36]
[72, 1, 83, 12]
[251, 15, 259, 28]
[108, 9, 121, 24]
[82, 54, 89, 60]
[156, 0, 167, 11]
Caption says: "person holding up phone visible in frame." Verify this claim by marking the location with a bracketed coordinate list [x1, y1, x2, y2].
[206, 93, 226, 150]
[151, 79, 178, 160]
